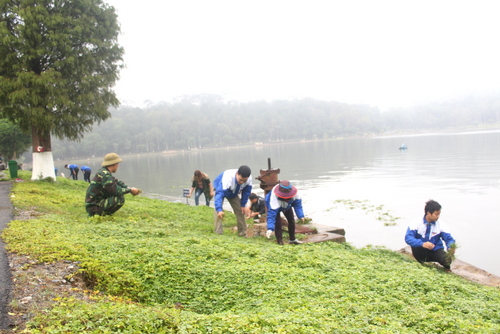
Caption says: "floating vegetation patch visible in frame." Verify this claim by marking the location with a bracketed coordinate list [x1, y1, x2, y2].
[327, 199, 401, 226]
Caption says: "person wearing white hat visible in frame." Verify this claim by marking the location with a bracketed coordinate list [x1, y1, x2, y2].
[85, 153, 140, 216]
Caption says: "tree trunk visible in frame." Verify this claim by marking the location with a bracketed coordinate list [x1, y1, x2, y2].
[31, 126, 52, 152]
[31, 126, 56, 180]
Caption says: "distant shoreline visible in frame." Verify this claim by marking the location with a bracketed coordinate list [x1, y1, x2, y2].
[67, 123, 500, 163]
[30, 122, 498, 169]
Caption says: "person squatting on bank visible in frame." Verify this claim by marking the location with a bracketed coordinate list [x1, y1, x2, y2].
[405, 199, 456, 271]
[85, 153, 140, 217]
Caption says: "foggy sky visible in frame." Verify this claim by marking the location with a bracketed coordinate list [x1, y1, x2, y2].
[105, 0, 500, 110]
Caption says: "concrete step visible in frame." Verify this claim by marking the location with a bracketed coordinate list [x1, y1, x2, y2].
[313, 224, 345, 236]
[245, 222, 346, 244]
[400, 246, 500, 287]
[302, 232, 346, 244]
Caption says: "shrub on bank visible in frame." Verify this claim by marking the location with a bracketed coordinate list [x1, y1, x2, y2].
[3, 171, 500, 333]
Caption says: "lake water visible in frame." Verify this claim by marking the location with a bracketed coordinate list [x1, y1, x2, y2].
[70, 130, 500, 276]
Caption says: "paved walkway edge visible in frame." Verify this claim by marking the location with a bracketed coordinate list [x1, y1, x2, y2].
[0, 181, 13, 330]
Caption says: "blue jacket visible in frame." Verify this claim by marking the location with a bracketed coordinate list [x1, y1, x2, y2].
[265, 187, 304, 231]
[213, 169, 252, 212]
[405, 217, 455, 251]
[68, 164, 78, 170]
[81, 166, 91, 172]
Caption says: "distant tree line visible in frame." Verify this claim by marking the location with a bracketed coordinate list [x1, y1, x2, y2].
[47, 94, 500, 160]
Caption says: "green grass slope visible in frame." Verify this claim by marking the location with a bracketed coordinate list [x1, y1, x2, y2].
[2, 171, 500, 333]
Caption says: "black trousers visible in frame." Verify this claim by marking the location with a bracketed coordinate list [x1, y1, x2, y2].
[274, 208, 296, 244]
[411, 247, 451, 270]
[71, 167, 79, 180]
[83, 171, 91, 183]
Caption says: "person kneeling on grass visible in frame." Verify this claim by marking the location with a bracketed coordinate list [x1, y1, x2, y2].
[405, 199, 456, 271]
[85, 153, 140, 217]
[265, 180, 305, 245]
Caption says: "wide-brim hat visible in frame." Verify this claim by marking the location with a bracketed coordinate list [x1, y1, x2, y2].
[274, 180, 297, 199]
[101, 153, 123, 166]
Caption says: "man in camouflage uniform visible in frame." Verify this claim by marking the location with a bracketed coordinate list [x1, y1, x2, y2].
[85, 153, 140, 216]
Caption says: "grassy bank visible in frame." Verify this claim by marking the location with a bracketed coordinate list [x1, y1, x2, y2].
[2, 172, 500, 333]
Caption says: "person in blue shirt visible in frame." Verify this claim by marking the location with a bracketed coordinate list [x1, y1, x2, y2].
[81, 166, 92, 183]
[213, 165, 252, 236]
[64, 164, 79, 180]
[405, 200, 456, 271]
[265, 180, 305, 245]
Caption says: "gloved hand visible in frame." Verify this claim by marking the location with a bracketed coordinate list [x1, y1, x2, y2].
[266, 230, 273, 239]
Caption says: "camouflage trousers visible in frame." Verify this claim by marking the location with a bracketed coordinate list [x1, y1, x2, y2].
[86, 194, 125, 217]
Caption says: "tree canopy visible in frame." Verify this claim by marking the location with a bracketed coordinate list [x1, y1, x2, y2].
[0, 0, 124, 144]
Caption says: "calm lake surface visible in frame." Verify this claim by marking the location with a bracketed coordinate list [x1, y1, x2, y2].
[70, 130, 500, 276]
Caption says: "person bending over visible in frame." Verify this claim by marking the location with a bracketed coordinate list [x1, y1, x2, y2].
[265, 180, 305, 245]
[188, 170, 214, 206]
[213, 165, 252, 236]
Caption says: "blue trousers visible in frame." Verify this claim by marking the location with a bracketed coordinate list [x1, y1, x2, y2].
[194, 187, 210, 206]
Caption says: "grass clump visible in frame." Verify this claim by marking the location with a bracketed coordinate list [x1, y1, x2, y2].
[2, 171, 500, 333]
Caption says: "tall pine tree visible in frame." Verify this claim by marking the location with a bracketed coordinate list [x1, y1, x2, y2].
[0, 0, 123, 179]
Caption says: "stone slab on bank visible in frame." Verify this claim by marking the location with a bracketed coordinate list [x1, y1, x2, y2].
[400, 246, 500, 288]
[302, 232, 346, 244]
[245, 222, 346, 244]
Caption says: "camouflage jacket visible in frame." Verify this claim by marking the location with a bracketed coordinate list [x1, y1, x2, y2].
[85, 167, 131, 207]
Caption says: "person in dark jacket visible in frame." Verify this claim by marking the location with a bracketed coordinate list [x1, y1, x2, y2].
[85, 153, 140, 217]
[247, 193, 266, 220]
[265, 180, 305, 245]
[64, 164, 79, 180]
[187, 170, 214, 206]
[405, 199, 456, 271]
[81, 166, 92, 183]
